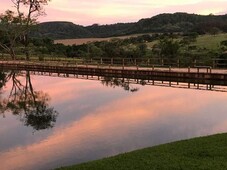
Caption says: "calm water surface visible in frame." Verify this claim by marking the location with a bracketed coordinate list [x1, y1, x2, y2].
[0, 71, 227, 170]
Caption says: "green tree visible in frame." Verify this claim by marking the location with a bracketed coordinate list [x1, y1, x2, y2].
[181, 32, 198, 46]
[220, 40, 227, 47]
[137, 43, 147, 57]
[89, 44, 104, 58]
[0, 0, 50, 60]
[208, 27, 220, 36]
[158, 38, 180, 59]
[0, 10, 25, 59]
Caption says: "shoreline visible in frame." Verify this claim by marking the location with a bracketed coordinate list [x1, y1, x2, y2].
[56, 133, 227, 170]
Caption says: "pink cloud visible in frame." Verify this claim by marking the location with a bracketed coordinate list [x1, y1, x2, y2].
[0, 0, 227, 25]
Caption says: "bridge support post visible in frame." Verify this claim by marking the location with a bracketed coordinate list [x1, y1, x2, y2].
[100, 58, 103, 65]
[213, 60, 216, 69]
[194, 59, 197, 67]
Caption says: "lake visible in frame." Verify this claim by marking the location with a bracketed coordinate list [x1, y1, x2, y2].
[0, 71, 227, 170]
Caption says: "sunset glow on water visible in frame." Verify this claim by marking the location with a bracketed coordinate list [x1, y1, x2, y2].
[0, 72, 227, 170]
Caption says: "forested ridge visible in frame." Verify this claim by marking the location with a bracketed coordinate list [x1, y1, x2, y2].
[34, 12, 227, 39]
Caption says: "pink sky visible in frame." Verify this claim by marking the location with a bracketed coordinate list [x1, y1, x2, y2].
[0, 0, 227, 26]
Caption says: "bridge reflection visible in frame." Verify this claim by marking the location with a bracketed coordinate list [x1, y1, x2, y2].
[28, 71, 227, 93]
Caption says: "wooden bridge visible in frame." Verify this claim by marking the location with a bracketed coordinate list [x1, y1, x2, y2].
[0, 60, 227, 87]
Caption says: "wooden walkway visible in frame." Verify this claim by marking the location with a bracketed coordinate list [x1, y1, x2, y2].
[0, 60, 227, 86]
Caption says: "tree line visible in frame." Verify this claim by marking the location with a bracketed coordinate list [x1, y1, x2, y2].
[0, 1, 227, 67]
[31, 13, 227, 40]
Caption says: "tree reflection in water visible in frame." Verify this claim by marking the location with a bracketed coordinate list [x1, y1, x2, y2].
[0, 71, 59, 131]
[101, 77, 140, 92]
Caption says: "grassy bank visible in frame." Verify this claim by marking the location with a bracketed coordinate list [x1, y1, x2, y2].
[57, 133, 227, 170]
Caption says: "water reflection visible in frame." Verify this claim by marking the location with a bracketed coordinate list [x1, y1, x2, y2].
[29, 71, 227, 92]
[0, 72, 227, 170]
[0, 72, 8, 89]
[101, 77, 139, 92]
[0, 71, 58, 131]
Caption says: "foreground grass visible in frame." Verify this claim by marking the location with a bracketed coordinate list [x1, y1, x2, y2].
[57, 133, 227, 170]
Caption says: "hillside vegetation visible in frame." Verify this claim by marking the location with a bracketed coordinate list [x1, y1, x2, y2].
[2, 12, 227, 67]
[34, 13, 227, 40]
[33, 21, 93, 39]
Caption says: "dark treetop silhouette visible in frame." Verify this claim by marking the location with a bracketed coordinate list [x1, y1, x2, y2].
[101, 77, 140, 92]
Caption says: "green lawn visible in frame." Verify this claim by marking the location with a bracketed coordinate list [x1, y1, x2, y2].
[193, 33, 227, 50]
[146, 33, 227, 51]
[56, 133, 227, 170]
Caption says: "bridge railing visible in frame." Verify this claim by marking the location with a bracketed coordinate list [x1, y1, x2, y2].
[1, 56, 227, 69]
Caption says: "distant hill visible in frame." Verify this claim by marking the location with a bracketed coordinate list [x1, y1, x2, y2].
[86, 23, 135, 38]
[33, 21, 93, 39]
[134, 13, 227, 34]
[33, 13, 227, 40]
